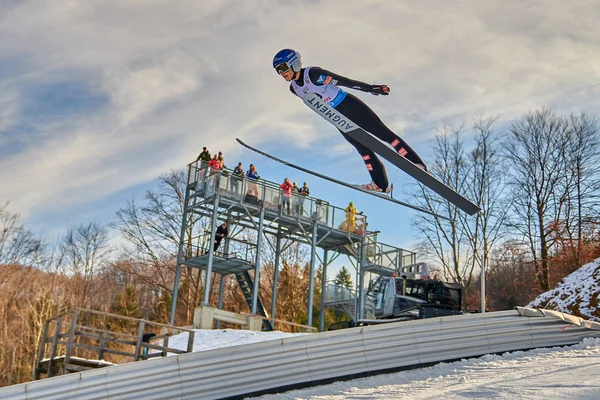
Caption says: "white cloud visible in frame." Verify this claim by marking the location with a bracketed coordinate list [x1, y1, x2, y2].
[0, 0, 598, 233]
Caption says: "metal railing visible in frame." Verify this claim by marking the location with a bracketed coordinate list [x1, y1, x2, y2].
[187, 162, 368, 236]
[362, 234, 417, 269]
[184, 232, 258, 263]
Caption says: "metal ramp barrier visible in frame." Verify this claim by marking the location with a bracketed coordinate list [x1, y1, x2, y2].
[3, 309, 599, 400]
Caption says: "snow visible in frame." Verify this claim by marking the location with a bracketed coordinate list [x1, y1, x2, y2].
[255, 338, 600, 399]
[528, 258, 600, 321]
[166, 328, 307, 353]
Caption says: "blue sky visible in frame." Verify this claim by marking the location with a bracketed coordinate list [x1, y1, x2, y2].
[1, 0, 599, 278]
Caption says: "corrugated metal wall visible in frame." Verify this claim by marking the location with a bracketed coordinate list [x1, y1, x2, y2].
[2, 308, 599, 400]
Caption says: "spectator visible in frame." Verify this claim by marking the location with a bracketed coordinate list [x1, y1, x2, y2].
[233, 162, 244, 176]
[299, 182, 310, 196]
[298, 182, 310, 216]
[231, 161, 245, 194]
[246, 164, 260, 198]
[206, 154, 223, 193]
[197, 147, 211, 164]
[208, 154, 222, 172]
[213, 222, 228, 253]
[344, 201, 362, 233]
[280, 178, 293, 215]
[196, 147, 212, 191]
[218, 151, 227, 169]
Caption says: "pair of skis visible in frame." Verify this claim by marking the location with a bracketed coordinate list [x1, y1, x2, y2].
[237, 92, 480, 220]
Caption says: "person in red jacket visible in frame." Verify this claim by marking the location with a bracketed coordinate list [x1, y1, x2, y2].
[280, 177, 293, 215]
[208, 154, 222, 173]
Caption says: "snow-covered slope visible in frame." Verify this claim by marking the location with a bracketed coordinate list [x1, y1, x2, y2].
[167, 328, 306, 354]
[527, 258, 600, 321]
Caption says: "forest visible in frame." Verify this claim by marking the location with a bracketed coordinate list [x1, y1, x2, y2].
[1, 108, 600, 387]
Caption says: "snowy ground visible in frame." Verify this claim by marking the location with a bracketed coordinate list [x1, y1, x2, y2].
[168, 329, 600, 399]
[257, 337, 600, 400]
[167, 328, 307, 353]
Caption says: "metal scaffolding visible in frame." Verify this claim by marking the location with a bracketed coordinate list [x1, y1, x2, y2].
[169, 160, 418, 331]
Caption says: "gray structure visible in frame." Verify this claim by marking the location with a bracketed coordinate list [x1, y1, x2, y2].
[169, 160, 417, 331]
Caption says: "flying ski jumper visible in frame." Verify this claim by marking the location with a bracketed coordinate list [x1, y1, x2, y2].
[272, 48, 426, 193]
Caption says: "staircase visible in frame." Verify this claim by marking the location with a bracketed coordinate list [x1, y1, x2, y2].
[234, 271, 274, 331]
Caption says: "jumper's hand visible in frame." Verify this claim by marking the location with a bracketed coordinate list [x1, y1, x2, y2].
[370, 85, 390, 96]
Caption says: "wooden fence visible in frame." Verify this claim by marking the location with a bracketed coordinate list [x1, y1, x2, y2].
[34, 308, 195, 380]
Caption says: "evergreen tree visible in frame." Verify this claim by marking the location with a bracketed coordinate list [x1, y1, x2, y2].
[108, 285, 140, 333]
[334, 266, 353, 289]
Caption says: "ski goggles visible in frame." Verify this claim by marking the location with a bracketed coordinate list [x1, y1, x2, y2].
[275, 62, 291, 74]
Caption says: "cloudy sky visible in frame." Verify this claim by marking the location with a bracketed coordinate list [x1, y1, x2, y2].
[1, 0, 599, 255]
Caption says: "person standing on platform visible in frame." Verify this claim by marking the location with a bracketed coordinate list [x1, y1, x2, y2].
[344, 201, 362, 233]
[298, 182, 310, 216]
[196, 147, 212, 190]
[280, 178, 293, 215]
[231, 161, 245, 194]
[213, 222, 228, 253]
[197, 147, 211, 163]
[208, 154, 222, 172]
[246, 164, 261, 198]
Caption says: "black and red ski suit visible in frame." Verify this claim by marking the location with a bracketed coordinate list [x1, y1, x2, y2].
[289, 67, 424, 191]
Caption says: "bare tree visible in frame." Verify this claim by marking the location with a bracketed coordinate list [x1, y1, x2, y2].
[412, 124, 474, 285]
[559, 113, 600, 268]
[504, 108, 569, 290]
[59, 222, 111, 307]
[112, 170, 209, 324]
[0, 203, 43, 267]
[462, 117, 509, 311]
[0, 204, 44, 309]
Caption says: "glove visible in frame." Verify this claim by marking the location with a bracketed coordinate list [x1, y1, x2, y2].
[370, 85, 390, 96]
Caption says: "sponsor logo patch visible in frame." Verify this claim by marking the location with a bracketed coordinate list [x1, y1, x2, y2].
[362, 155, 371, 161]
[398, 148, 408, 156]
[391, 139, 400, 147]
[316, 74, 327, 84]
[366, 163, 373, 171]
[305, 96, 355, 131]
[323, 76, 332, 85]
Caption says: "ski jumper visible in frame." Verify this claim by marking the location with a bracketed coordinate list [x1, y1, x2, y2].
[289, 67, 424, 191]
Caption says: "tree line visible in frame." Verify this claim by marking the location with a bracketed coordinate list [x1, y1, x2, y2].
[1, 107, 599, 387]
[0, 173, 332, 387]
[411, 109, 600, 311]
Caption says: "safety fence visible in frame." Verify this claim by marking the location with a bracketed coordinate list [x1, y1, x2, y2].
[2, 308, 599, 400]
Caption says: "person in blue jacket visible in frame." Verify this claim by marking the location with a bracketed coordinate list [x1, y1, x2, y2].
[246, 164, 260, 198]
[272, 49, 426, 193]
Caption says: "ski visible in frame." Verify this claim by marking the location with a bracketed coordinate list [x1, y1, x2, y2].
[236, 138, 451, 221]
[303, 92, 481, 216]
